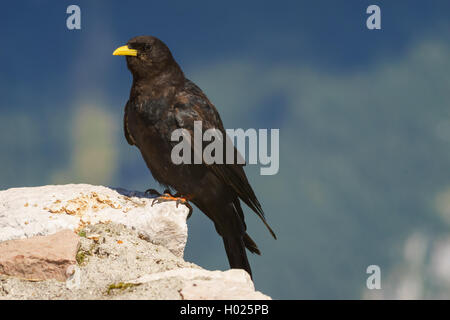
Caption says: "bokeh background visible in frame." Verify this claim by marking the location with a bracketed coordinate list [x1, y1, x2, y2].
[1, 0, 450, 299]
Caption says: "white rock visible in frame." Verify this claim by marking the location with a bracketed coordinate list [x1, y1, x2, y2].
[0, 184, 189, 257]
[0, 221, 272, 300]
[131, 267, 252, 284]
[66, 265, 82, 290]
[131, 268, 271, 300]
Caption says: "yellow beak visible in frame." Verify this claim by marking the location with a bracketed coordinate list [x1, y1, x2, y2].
[113, 45, 138, 56]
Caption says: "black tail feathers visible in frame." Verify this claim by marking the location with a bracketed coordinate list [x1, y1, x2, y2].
[244, 232, 261, 255]
[222, 236, 252, 278]
[222, 233, 261, 278]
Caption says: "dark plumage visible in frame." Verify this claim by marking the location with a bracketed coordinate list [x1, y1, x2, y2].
[114, 35, 276, 277]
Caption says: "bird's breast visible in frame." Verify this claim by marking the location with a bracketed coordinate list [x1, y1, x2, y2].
[126, 99, 180, 182]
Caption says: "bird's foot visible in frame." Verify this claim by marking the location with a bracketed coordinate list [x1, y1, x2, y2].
[145, 188, 171, 197]
[151, 191, 193, 219]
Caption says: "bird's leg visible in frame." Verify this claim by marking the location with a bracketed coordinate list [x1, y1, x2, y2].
[151, 190, 193, 219]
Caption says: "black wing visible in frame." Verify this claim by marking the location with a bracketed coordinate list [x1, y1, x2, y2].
[173, 80, 276, 239]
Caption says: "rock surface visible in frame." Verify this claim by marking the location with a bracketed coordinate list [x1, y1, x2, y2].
[0, 184, 271, 300]
[0, 230, 79, 281]
[0, 184, 188, 257]
[132, 268, 270, 300]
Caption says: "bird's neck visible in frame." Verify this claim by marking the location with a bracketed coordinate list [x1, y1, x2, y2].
[130, 63, 184, 101]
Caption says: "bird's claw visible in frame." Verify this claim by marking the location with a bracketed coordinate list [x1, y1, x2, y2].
[150, 192, 193, 219]
[145, 188, 162, 197]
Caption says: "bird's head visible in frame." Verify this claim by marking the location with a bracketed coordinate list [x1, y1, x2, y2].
[113, 36, 176, 80]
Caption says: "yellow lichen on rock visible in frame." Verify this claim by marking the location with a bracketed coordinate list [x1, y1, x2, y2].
[46, 192, 123, 217]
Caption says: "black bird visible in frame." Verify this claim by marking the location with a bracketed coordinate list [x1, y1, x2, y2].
[113, 36, 276, 277]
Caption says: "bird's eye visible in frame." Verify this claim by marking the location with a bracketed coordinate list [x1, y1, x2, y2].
[144, 44, 152, 51]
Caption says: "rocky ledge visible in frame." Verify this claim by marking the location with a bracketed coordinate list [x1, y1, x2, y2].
[0, 184, 270, 300]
